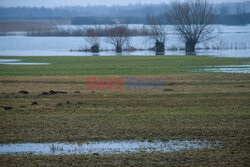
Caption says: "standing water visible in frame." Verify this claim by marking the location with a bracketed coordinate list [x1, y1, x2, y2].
[0, 140, 217, 155]
[0, 25, 250, 57]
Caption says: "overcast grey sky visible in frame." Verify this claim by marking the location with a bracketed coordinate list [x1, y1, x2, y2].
[0, 0, 247, 7]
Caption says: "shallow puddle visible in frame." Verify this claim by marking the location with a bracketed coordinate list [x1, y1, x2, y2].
[0, 59, 20, 62]
[0, 59, 49, 65]
[0, 62, 49, 65]
[0, 140, 215, 155]
[203, 64, 250, 73]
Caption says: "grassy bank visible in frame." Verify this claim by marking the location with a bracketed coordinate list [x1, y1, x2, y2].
[0, 55, 250, 76]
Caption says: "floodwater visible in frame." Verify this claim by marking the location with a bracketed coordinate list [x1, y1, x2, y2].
[0, 59, 49, 65]
[0, 25, 250, 57]
[0, 140, 216, 155]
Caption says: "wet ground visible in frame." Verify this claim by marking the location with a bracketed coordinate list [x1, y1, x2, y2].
[0, 59, 49, 65]
[0, 140, 215, 155]
[203, 64, 250, 73]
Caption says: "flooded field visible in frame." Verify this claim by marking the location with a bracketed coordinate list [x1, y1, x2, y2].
[0, 140, 216, 155]
[0, 24, 249, 166]
[0, 25, 250, 57]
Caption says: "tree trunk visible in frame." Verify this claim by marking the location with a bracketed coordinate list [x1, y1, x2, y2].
[185, 41, 196, 53]
[155, 41, 165, 53]
[116, 46, 122, 53]
[91, 44, 99, 53]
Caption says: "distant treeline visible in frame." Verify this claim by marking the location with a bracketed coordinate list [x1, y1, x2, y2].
[218, 13, 250, 25]
[71, 13, 250, 25]
[71, 17, 147, 25]
[1, 1, 250, 25]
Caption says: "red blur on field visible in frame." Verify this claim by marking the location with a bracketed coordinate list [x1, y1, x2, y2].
[86, 77, 124, 90]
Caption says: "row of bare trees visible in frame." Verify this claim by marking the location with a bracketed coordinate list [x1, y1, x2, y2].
[85, 23, 130, 53]
[85, 19, 167, 53]
[86, 0, 218, 53]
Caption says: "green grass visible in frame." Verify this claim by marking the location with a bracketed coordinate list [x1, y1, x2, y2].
[0, 55, 249, 76]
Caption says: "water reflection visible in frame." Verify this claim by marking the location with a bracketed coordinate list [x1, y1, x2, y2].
[1, 49, 249, 57]
[0, 140, 216, 155]
[0, 59, 49, 65]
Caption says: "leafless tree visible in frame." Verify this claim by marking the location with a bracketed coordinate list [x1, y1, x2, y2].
[146, 14, 167, 53]
[105, 20, 131, 53]
[85, 25, 101, 53]
[167, 0, 218, 53]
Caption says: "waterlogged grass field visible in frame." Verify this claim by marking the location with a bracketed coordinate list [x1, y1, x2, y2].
[0, 55, 249, 166]
[0, 55, 250, 75]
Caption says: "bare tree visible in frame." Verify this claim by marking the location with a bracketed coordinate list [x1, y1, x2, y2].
[85, 25, 101, 53]
[167, 0, 218, 53]
[146, 14, 167, 53]
[105, 20, 130, 53]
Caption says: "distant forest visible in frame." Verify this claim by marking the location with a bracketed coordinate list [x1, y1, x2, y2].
[0, 1, 250, 25]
